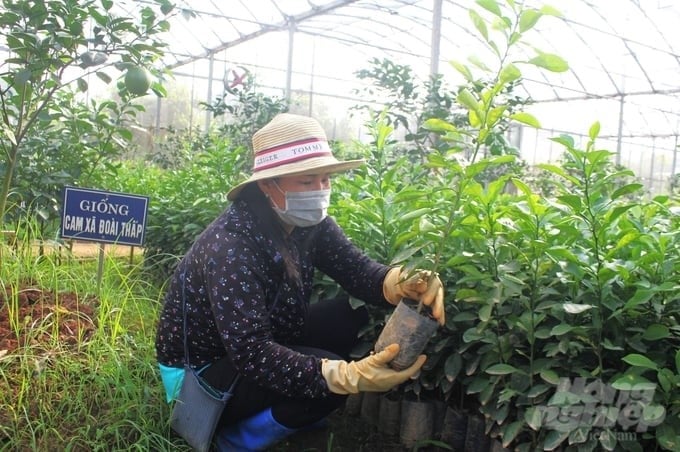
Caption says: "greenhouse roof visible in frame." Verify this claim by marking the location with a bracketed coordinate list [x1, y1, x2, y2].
[149, 1, 680, 135]
[125, 0, 680, 191]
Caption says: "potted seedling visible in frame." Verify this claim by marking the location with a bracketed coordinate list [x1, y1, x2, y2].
[374, 277, 440, 370]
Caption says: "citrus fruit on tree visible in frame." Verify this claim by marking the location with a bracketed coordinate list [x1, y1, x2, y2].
[124, 66, 152, 95]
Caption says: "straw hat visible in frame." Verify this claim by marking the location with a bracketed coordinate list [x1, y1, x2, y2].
[227, 113, 365, 201]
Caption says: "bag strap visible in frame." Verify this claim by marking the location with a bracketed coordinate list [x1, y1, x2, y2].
[180, 265, 241, 401]
[179, 265, 193, 368]
[179, 262, 287, 398]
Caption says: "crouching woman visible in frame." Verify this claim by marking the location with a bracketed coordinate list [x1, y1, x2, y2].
[155, 113, 444, 451]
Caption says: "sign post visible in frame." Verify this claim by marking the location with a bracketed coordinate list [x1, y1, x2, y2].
[60, 186, 149, 291]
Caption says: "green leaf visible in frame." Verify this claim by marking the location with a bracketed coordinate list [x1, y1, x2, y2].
[658, 370, 671, 393]
[423, 117, 458, 133]
[466, 376, 489, 393]
[643, 404, 666, 425]
[611, 183, 643, 200]
[540, 369, 560, 385]
[526, 384, 550, 398]
[160, 0, 175, 15]
[1, 123, 17, 146]
[611, 374, 656, 390]
[468, 55, 491, 71]
[449, 60, 474, 82]
[607, 204, 635, 224]
[498, 63, 522, 85]
[624, 288, 654, 310]
[510, 112, 540, 128]
[519, 9, 541, 32]
[390, 246, 422, 265]
[622, 353, 658, 370]
[151, 83, 168, 98]
[550, 134, 575, 149]
[511, 177, 532, 197]
[537, 163, 580, 185]
[469, 109, 482, 127]
[77, 78, 88, 92]
[479, 303, 492, 322]
[585, 149, 613, 165]
[528, 53, 569, 72]
[545, 247, 579, 264]
[508, 31, 521, 45]
[543, 430, 569, 449]
[96, 71, 112, 84]
[642, 324, 669, 341]
[550, 324, 573, 336]
[487, 105, 506, 125]
[400, 207, 432, 221]
[656, 423, 679, 450]
[463, 328, 484, 343]
[588, 121, 601, 140]
[602, 338, 624, 351]
[118, 129, 133, 141]
[486, 363, 519, 375]
[676, 349, 680, 375]
[393, 189, 426, 203]
[525, 406, 542, 431]
[457, 88, 481, 113]
[540, 5, 562, 17]
[444, 353, 462, 381]
[452, 311, 477, 321]
[557, 194, 582, 211]
[501, 421, 523, 448]
[469, 9, 489, 42]
[476, 0, 502, 17]
[598, 430, 617, 450]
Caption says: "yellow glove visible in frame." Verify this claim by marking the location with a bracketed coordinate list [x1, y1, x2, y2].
[383, 267, 446, 325]
[321, 344, 426, 394]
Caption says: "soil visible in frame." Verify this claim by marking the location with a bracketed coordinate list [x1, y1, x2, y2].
[0, 280, 97, 354]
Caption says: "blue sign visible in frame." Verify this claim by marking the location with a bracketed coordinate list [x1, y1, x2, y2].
[61, 186, 149, 246]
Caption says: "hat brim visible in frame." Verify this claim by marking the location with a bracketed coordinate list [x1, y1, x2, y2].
[227, 156, 365, 201]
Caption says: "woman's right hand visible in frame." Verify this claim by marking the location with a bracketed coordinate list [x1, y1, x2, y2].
[320, 344, 426, 394]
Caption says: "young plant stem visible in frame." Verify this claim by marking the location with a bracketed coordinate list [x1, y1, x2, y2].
[425, 7, 520, 293]
[581, 164, 605, 375]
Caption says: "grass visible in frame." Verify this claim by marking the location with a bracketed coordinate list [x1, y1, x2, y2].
[0, 241, 185, 451]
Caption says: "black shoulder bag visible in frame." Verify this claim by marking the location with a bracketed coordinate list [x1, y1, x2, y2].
[169, 271, 240, 452]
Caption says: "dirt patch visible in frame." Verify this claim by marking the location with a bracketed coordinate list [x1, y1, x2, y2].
[0, 281, 97, 354]
[0, 240, 129, 354]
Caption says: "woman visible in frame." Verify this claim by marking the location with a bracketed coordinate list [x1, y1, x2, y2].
[155, 113, 445, 450]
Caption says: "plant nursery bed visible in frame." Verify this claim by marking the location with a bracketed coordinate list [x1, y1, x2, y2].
[274, 408, 411, 452]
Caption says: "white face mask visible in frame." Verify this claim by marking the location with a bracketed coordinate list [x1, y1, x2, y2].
[272, 182, 331, 227]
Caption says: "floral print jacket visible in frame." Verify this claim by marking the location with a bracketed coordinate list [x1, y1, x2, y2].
[155, 199, 389, 398]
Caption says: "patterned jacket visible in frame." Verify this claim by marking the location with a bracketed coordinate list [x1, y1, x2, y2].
[155, 199, 389, 398]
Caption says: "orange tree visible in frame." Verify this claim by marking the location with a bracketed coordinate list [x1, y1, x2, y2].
[0, 0, 174, 231]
